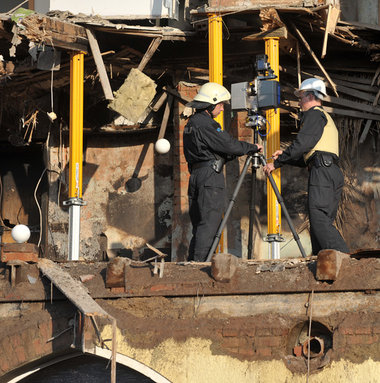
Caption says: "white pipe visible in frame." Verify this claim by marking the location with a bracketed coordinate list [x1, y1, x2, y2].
[68, 204, 81, 261]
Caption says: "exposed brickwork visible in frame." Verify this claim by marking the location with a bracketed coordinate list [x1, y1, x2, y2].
[0, 302, 75, 378]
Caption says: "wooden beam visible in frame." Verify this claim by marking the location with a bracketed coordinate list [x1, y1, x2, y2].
[163, 86, 192, 104]
[86, 28, 114, 101]
[193, 1, 319, 14]
[321, 4, 340, 59]
[371, 64, 380, 86]
[38, 258, 112, 317]
[158, 95, 173, 140]
[151, 92, 168, 112]
[287, 100, 380, 120]
[138, 37, 163, 72]
[296, 41, 301, 88]
[243, 26, 288, 41]
[290, 21, 339, 97]
[359, 120, 372, 144]
[325, 95, 380, 115]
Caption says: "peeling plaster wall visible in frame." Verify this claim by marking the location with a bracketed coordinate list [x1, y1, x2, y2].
[95, 291, 380, 383]
[47, 133, 173, 261]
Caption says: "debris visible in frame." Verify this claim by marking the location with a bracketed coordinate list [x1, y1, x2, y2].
[80, 274, 95, 283]
[108, 68, 157, 123]
[86, 28, 114, 101]
[211, 253, 239, 283]
[316, 249, 350, 281]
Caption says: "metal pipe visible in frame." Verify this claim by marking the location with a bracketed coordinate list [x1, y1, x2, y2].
[264, 37, 282, 259]
[302, 336, 324, 358]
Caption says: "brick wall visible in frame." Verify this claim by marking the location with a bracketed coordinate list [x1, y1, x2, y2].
[0, 303, 75, 378]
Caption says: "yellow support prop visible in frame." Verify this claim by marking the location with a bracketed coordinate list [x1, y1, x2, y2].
[208, 13, 224, 252]
[208, 13, 224, 127]
[69, 52, 84, 198]
[265, 38, 282, 253]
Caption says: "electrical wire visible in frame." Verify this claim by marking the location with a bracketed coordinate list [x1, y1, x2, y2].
[34, 168, 47, 248]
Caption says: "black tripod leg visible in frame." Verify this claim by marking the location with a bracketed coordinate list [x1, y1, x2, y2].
[260, 156, 307, 258]
[206, 156, 253, 262]
[247, 166, 257, 259]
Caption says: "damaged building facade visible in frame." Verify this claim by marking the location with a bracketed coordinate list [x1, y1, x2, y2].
[0, 0, 379, 382]
[0, 0, 379, 260]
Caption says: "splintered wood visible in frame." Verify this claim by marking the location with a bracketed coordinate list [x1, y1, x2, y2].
[37, 258, 111, 317]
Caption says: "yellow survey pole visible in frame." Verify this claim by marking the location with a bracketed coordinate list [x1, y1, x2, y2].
[208, 13, 224, 127]
[264, 37, 282, 259]
[208, 13, 225, 253]
[64, 52, 86, 261]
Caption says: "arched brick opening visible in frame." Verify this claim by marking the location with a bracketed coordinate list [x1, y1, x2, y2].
[6, 349, 170, 383]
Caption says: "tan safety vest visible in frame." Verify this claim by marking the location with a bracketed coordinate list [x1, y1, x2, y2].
[304, 106, 339, 162]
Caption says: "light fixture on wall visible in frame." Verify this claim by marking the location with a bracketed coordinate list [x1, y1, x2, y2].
[11, 224, 31, 243]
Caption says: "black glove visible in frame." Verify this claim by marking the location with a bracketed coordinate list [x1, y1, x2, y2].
[247, 147, 259, 155]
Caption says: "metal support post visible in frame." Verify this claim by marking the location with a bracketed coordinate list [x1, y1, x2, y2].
[208, 13, 224, 127]
[64, 52, 86, 261]
[265, 37, 282, 259]
[208, 12, 225, 252]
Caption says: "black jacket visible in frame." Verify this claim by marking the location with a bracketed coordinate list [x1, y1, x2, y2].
[183, 111, 259, 165]
[274, 106, 327, 168]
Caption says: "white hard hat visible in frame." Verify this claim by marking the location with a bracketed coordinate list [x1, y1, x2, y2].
[294, 78, 327, 100]
[192, 82, 231, 105]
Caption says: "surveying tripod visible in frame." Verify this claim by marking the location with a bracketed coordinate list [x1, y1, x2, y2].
[205, 124, 306, 262]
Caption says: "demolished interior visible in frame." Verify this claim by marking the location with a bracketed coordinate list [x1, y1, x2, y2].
[0, 1, 379, 382]
[0, 1, 378, 261]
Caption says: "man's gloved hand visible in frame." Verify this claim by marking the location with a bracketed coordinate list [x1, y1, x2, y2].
[248, 144, 263, 155]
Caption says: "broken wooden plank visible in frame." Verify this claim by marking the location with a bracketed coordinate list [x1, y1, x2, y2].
[38, 258, 112, 317]
[324, 95, 380, 115]
[290, 21, 338, 97]
[321, 4, 340, 58]
[282, 66, 379, 94]
[296, 41, 301, 87]
[243, 26, 288, 41]
[163, 86, 192, 104]
[152, 92, 168, 112]
[373, 88, 380, 106]
[370, 64, 380, 86]
[286, 100, 380, 121]
[359, 120, 372, 144]
[86, 28, 114, 101]
[158, 95, 173, 140]
[317, 106, 380, 121]
[138, 36, 163, 72]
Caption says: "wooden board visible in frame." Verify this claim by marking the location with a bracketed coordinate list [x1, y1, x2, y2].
[37, 258, 111, 317]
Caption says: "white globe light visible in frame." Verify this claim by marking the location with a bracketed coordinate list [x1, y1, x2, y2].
[11, 224, 31, 243]
[155, 138, 170, 154]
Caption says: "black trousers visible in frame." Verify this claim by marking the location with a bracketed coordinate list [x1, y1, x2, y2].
[308, 163, 349, 254]
[188, 167, 225, 262]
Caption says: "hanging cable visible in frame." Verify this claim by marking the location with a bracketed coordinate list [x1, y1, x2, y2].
[34, 168, 47, 248]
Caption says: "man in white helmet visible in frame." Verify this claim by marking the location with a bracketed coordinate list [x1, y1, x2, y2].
[183, 82, 263, 262]
[264, 77, 349, 255]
